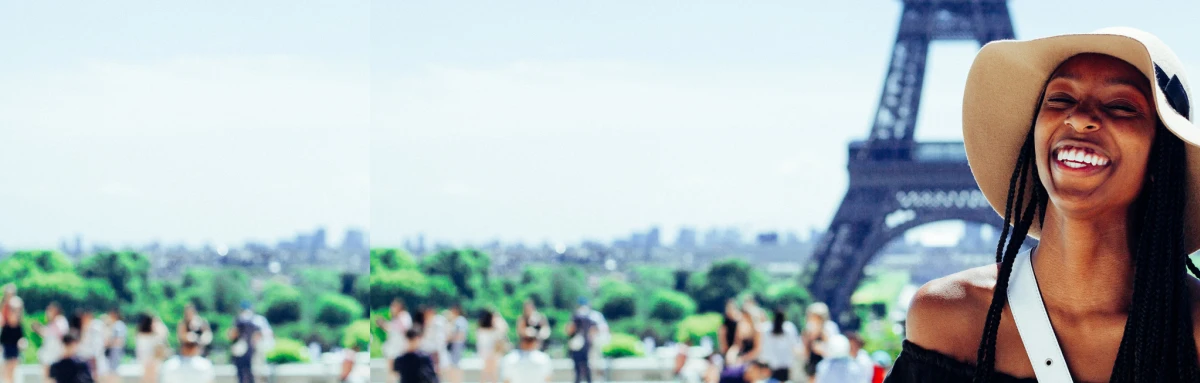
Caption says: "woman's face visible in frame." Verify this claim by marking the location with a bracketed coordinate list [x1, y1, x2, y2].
[725, 301, 738, 318]
[1034, 54, 1157, 217]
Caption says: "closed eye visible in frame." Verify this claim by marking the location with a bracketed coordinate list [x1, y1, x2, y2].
[1106, 102, 1142, 116]
[1044, 95, 1076, 109]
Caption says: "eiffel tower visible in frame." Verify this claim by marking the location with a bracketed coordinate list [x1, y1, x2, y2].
[806, 0, 1016, 324]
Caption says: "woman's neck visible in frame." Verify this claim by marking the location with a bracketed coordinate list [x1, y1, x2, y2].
[1033, 206, 1135, 315]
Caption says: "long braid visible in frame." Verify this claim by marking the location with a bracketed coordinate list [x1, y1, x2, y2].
[1108, 123, 1199, 382]
[974, 136, 1027, 378]
[1168, 139, 1195, 382]
[973, 129, 1040, 382]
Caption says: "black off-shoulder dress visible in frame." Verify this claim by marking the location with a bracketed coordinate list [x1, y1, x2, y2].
[884, 340, 1038, 383]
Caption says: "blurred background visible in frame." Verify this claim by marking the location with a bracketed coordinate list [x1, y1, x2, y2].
[0, 1, 370, 381]
[374, 1, 1200, 382]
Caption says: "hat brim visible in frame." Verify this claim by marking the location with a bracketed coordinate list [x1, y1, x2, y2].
[963, 30, 1200, 253]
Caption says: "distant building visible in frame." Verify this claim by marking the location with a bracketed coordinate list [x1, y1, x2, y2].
[629, 232, 647, 250]
[703, 228, 722, 247]
[675, 228, 697, 249]
[756, 232, 779, 246]
[723, 228, 742, 246]
[312, 228, 327, 250]
[341, 229, 367, 253]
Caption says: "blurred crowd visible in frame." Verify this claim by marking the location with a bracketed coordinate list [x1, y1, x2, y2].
[382, 297, 610, 383]
[0, 283, 298, 383]
[379, 294, 894, 383]
[693, 298, 892, 383]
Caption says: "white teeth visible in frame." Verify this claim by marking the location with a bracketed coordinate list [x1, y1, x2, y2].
[1056, 147, 1110, 167]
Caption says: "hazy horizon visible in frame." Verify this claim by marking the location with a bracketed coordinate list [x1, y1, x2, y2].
[378, 0, 1200, 248]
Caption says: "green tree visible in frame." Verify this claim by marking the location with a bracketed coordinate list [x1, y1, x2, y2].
[673, 270, 691, 292]
[420, 249, 490, 300]
[687, 258, 763, 313]
[370, 248, 417, 273]
[342, 319, 372, 350]
[353, 274, 370, 318]
[261, 283, 303, 325]
[180, 268, 214, 290]
[177, 268, 216, 312]
[675, 313, 724, 344]
[211, 269, 250, 315]
[602, 333, 645, 358]
[369, 270, 428, 310]
[648, 290, 697, 322]
[315, 294, 363, 328]
[19, 272, 86, 314]
[760, 283, 811, 312]
[549, 266, 586, 311]
[265, 338, 310, 364]
[0, 250, 74, 285]
[597, 280, 637, 320]
[297, 269, 342, 297]
[77, 251, 150, 304]
[424, 276, 460, 308]
[81, 278, 118, 312]
[631, 266, 675, 291]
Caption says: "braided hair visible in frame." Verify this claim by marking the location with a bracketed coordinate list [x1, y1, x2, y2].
[971, 115, 1200, 381]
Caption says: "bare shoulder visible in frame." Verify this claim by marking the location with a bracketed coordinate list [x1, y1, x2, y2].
[906, 264, 998, 362]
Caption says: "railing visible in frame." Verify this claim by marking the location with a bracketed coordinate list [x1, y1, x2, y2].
[912, 141, 967, 162]
[847, 141, 967, 162]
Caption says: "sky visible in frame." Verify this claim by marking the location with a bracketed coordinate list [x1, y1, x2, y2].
[0, 1, 370, 249]
[378, 0, 1200, 248]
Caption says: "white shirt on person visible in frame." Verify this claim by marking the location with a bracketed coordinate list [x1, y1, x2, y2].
[160, 355, 215, 383]
[382, 312, 412, 359]
[420, 315, 450, 368]
[815, 356, 869, 383]
[501, 349, 553, 383]
[853, 349, 877, 383]
[37, 316, 69, 365]
[758, 322, 800, 370]
[80, 320, 107, 360]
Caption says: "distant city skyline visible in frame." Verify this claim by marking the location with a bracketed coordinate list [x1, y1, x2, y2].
[398, 220, 967, 251]
[0, 226, 368, 254]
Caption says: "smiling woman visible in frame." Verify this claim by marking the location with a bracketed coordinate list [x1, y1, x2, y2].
[885, 27, 1200, 382]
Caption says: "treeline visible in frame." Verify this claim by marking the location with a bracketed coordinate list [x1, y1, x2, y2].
[368, 248, 815, 357]
[0, 250, 370, 363]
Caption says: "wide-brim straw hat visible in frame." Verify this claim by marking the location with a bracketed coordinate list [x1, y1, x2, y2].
[963, 27, 1197, 252]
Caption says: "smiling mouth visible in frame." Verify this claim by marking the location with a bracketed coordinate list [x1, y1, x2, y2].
[1053, 145, 1110, 170]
